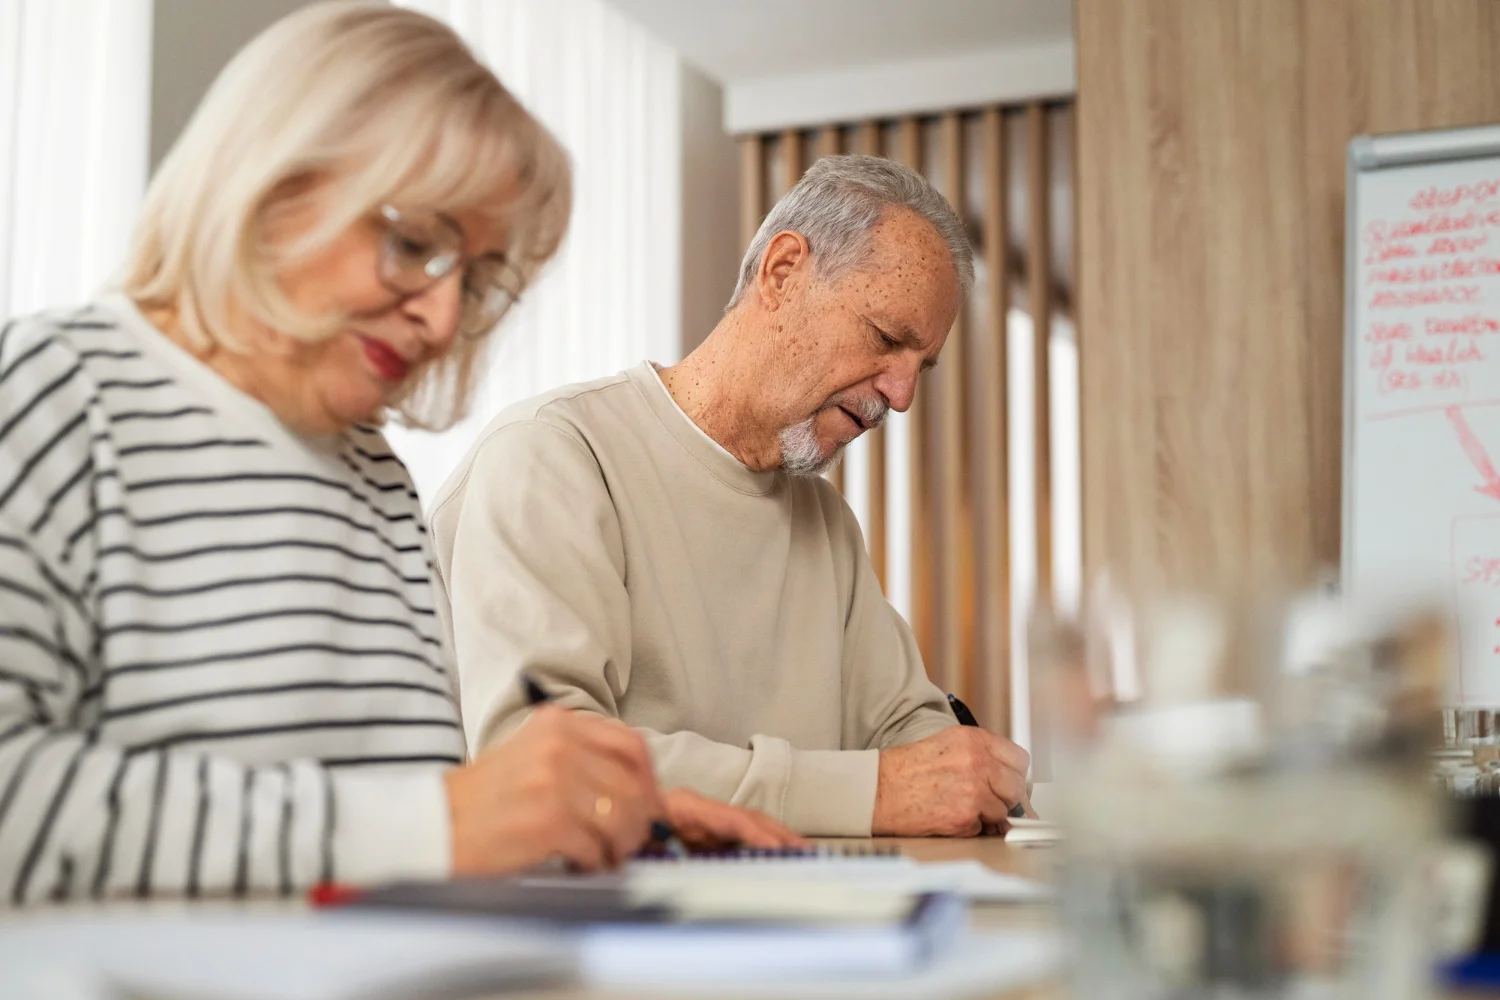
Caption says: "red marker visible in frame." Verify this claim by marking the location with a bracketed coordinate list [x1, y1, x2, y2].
[308, 882, 364, 908]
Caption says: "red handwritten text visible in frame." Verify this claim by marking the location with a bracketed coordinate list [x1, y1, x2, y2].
[1365, 241, 1419, 265]
[1379, 370, 1424, 394]
[1366, 322, 1413, 343]
[1427, 315, 1500, 337]
[1371, 286, 1482, 309]
[1411, 180, 1500, 212]
[1366, 258, 1500, 285]
[1429, 234, 1490, 256]
[1406, 339, 1485, 366]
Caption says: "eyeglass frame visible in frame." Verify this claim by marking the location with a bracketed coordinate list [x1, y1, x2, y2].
[375, 203, 526, 341]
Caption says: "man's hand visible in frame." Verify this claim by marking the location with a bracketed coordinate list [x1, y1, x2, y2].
[445, 705, 663, 873]
[871, 727, 1033, 837]
[663, 788, 807, 850]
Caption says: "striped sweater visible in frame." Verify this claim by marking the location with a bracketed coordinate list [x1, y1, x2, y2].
[0, 295, 463, 903]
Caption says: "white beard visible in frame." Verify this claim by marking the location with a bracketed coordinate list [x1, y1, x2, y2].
[778, 415, 840, 478]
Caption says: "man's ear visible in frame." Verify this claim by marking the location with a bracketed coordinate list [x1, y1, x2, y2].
[754, 231, 809, 311]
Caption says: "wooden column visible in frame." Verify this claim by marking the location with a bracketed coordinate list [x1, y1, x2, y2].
[816, 126, 846, 494]
[936, 111, 974, 701]
[1026, 103, 1053, 607]
[856, 121, 889, 590]
[778, 129, 804, 197]
[895, 117, 938, 671]
[739, 136, 764, 252]
[978, 107, 1013, 734]
[1077, 0, 1500, 592]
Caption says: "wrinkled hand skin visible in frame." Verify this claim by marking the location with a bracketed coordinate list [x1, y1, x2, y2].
[872, 726, 1033, 836]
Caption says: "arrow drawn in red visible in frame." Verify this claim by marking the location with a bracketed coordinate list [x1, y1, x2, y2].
[1446, 405, 1500, 503]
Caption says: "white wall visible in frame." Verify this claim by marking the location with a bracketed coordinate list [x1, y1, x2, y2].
[150, 0, 315, 169]
[724, 40, 1076, 135]
[0, 0, 152, 318]
[385, 0, 742, 506]
[678, 62, 740, 354]
[144, 0, 742, 505]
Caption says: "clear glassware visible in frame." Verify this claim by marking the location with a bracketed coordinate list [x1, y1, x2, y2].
[1033, 588, 1447, 1000]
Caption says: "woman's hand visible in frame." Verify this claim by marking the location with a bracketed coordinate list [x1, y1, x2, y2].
[662, 788, 807, 850]
[445, 705, 663, 873]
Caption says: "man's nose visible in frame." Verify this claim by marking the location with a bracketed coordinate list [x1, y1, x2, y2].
[875, 365, 920, 414]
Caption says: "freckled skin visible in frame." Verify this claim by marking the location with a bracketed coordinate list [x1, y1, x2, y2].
[659, 207, 962, 472]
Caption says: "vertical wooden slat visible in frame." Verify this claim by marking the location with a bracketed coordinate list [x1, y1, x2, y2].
[816, 126, 846, 494]
[1027, 102, 1054, 609]
[815, 126, 841, 161]
[739, 135, 764, 252]
[778, 129, 804, 198]
[856, 121, 888, 590]
[937, 112, 973, 702]
[897, 116, 938, 674]
[979, 107, 1012, 736]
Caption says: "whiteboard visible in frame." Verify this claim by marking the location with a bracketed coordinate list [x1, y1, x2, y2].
[1344, 123, 1500, 707]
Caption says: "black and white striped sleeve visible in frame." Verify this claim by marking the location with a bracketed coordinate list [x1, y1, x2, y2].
[0, 324, 450, 902]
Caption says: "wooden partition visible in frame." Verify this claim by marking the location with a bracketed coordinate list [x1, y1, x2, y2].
[1077, 0, 1500, 593]
[737, 102, 1075, 733]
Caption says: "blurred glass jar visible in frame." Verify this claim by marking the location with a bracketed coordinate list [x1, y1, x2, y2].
[1033, 583, 1448, 1000]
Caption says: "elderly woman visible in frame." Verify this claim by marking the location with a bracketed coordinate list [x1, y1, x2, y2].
[0, 3, 795, 903]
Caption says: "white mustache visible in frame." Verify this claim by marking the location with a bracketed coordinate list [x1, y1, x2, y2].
[831, 394, 889, 429]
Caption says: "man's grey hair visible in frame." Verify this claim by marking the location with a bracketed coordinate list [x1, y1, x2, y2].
[726, 154, 974, 311]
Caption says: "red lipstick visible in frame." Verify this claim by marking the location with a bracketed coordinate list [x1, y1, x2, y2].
[360, 337, 411, 382]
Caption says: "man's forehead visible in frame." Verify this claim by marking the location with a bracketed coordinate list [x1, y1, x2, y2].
[860, 214, 958, 296]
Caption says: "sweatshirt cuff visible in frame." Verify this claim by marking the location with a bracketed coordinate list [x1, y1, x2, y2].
[781, 748, 880, 837]
[330, 769, 452, 885]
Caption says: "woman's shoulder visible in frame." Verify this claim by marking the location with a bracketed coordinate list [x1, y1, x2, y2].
[0, 302, 147, 381]
[343, 423, 423, 501]
[0, 305, 115, 419]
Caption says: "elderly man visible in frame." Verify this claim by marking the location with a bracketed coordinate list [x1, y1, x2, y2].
[430, 155, 1031, 837]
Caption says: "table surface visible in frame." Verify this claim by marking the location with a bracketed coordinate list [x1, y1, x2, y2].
[9, 836, 1471, 1000]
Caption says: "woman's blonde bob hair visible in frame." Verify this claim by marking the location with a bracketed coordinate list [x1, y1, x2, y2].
[120, 1, 571, 430]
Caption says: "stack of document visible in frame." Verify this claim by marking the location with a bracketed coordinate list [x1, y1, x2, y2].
[345, 873, 968, 983]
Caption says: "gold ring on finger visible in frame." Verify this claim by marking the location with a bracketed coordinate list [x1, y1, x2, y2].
[594, 796, 613, 817]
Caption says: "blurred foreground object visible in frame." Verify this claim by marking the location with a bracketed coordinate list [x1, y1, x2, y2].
[1033, 584, 1450, 1000]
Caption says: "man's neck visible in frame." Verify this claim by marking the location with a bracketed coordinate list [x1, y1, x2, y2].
[657, 313, 783, 472]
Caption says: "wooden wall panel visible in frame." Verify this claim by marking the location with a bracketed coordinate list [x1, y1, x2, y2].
[778, 130, 804, 199]
[856, 121, 888, 590]
[815, 127, 845, 493]
[936, 112, 974, 701]
[739, 136, 764, 252]
[1026, 103, 1054, 603]
[896, 117, 937, 670]
[1077, 0, 1500, 592]
[977, 108, 1012, 733]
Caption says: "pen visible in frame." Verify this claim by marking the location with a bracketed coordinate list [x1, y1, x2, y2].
[948, 692, 1027, 820]
[519, 671, 689, 858]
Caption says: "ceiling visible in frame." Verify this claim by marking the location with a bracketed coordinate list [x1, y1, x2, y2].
[604, 0, 1074, 84]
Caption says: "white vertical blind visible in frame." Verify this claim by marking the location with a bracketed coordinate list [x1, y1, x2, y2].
[389, 0, 684, 504]
[0, 0, 152, 319]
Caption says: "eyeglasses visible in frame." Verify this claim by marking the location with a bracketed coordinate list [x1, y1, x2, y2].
[376, 204, 525, 340]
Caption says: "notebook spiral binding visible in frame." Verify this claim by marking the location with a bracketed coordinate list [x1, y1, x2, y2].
[635, 845, 905, 862]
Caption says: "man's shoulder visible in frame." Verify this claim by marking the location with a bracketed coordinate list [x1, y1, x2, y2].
[498, 369, 642, 430]
[429, 370, 642, 516]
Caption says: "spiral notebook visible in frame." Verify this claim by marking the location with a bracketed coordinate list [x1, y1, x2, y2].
[626, 846, 1052, 904]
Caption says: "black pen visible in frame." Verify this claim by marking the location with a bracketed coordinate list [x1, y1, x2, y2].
[519, 671, 688, 858]
[948, 693, 1027, 820]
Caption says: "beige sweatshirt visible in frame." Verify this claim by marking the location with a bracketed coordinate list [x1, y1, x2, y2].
[428, 362, 954, 835]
